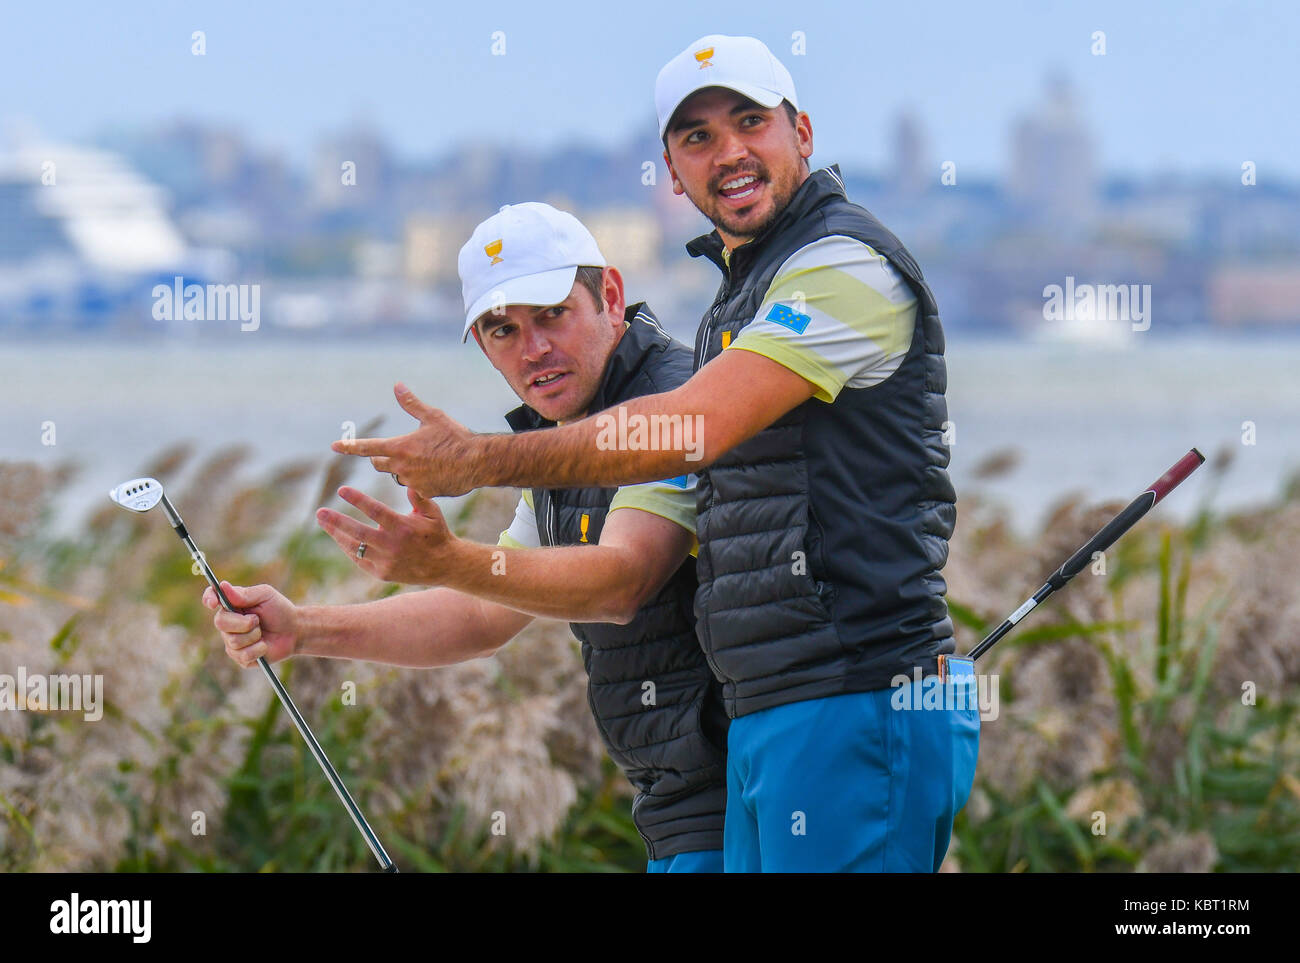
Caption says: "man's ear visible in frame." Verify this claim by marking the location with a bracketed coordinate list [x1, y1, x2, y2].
[601, 265, 627, 321]
[796, 111, 814, 163]
[663, 149, 685, 196]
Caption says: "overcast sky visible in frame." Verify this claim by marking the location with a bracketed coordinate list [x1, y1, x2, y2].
[3, 0, 1295, 181]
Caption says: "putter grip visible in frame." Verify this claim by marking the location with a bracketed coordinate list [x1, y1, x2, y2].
[1147, 448, 1205, 505]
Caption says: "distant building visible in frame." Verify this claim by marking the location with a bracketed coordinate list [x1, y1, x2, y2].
[890, 109, 931, 198]
[98, 121, 306, 254]
[403, 214, 473, 286]
[650, 175, 711, 259]
[1007, 75, 1098, 232]
[312, 121, 395, 211]
[1208, 264, 1300, 327]
[1100, 192, 1202, 246]
[584, 207, 662, 273]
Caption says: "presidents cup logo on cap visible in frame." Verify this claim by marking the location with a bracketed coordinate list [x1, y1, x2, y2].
[656, 34, 799, 140]
[457, 202, 606, 343]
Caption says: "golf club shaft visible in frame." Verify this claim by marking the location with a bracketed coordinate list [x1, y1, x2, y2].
[161, 496, 397, 872]
[967, 448, 1205, 663]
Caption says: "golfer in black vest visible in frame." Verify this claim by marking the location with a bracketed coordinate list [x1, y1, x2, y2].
[208, 202, 726, 872]
[335, 37, 979, 873]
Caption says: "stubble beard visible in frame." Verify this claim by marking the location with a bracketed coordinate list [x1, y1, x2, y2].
[693, 163, 802, 246]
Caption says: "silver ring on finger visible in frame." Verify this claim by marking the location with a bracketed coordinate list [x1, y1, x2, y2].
[356, 541, 368, 559]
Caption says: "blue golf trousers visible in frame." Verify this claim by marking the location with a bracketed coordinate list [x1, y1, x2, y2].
[723, 669, 980, 872]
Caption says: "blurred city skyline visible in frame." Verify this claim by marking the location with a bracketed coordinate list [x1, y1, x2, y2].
[2, 2, 1298, 338]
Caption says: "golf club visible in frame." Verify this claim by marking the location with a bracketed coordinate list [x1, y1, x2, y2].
[109, 477, 398, 873]
[938, 448, 1205, 678]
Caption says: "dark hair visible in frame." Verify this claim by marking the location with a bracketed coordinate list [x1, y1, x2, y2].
[662, 97, 799, 152]
[573, 265, 606, 312]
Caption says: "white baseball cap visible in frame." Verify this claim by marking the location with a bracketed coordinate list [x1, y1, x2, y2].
[457, 202, 607, 342]
[655, 34, 799, 140]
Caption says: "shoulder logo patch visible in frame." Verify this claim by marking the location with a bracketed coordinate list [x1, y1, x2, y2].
[764, 302, 812, 334]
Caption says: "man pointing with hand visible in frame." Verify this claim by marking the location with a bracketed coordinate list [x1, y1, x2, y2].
[335, 35, 979, 873]
[211, 203, 728, 872]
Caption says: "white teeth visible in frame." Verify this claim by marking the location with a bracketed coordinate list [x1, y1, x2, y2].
[534, 373, 563, 386]
[721, 175, 757, 191]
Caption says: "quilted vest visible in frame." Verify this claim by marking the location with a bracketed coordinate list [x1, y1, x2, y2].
[505, 303, 728, 858]
[688, 165, 958, 718]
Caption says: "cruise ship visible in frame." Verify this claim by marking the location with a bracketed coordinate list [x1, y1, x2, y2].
[0, 140, 204, 329]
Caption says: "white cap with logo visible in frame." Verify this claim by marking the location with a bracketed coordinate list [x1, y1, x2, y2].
[457, 202, 606, 342]
[655, 34, 799, 140]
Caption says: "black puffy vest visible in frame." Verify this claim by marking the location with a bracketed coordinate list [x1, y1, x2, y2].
[504, 303, 728, 859]
[688, 165, 958, 719]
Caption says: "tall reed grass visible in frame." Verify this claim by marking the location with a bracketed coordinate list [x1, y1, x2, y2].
[1, 445, 1295, 871]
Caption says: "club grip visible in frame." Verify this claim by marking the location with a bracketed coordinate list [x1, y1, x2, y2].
[1147, 448, 1205, 505]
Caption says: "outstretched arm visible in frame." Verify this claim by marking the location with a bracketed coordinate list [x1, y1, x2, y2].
[331, 350, 818, 496]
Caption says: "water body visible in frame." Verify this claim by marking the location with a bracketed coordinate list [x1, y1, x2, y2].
[2, 334, 1296, 537]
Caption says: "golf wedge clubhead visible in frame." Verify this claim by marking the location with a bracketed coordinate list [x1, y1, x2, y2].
[108, 478, 165, 513]
[109, 476, 397, 872]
